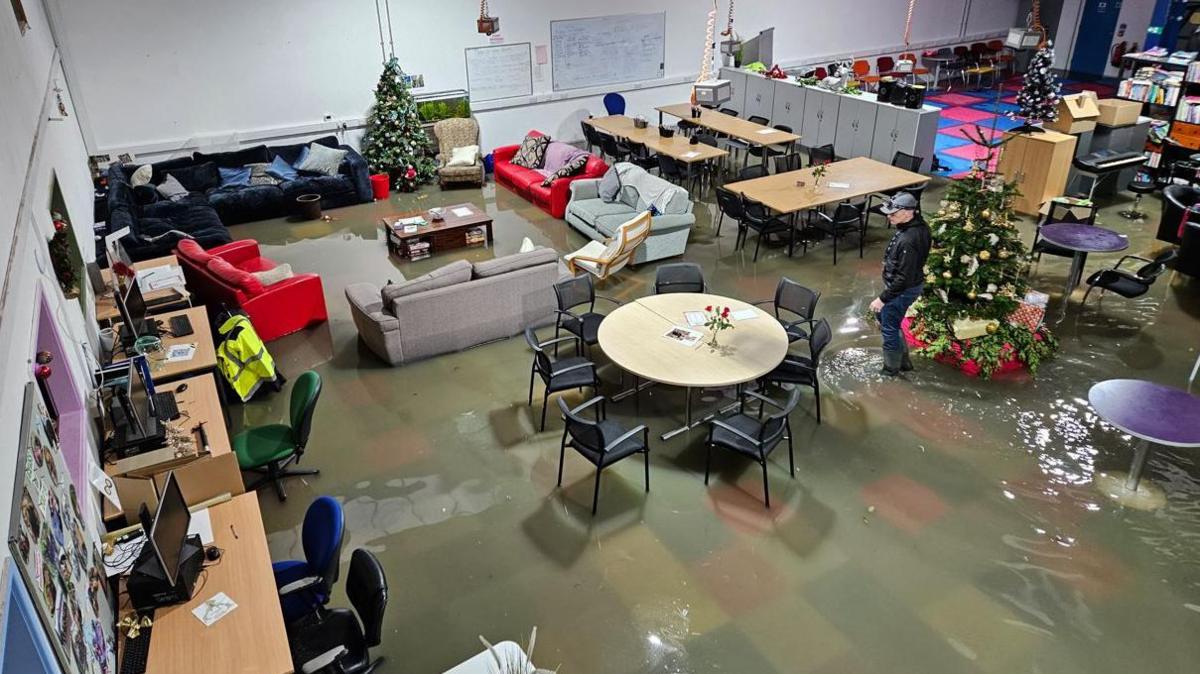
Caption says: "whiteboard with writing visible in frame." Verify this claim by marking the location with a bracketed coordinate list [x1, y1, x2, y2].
[465, 43, 534, 102]
[551, 13, 666, 91]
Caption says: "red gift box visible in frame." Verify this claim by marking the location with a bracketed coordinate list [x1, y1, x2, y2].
[1007, 302, 1045, 331]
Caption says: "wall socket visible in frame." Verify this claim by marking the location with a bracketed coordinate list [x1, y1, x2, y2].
[323, 113, 333, 121]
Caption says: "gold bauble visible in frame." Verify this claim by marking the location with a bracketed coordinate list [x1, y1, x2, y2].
[963, 223, 975, 232]
[978, 250, 991, 260]
[998, 249, 1010, 259]
[985, 322, 999, 335]
[967, 290, 977, 300]
[980, 209, 991, 219]
[942, 270, 953, 279]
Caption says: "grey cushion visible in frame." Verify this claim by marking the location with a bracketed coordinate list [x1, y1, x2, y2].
[595, 214, 636, 238]
[156, 174, 190, 201]
[569, 198, 636, 223]
[598, 165, 621, 202]
[296, 143, 348, 176]
[381, 259, 471, 302]
[245, 162, 282, 186]
[618, 184, 641, 210]
[472, 247, 557, 278]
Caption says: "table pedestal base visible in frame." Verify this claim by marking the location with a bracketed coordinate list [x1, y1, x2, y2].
[661, 387, 742, 441]
[1094, 472, 1167, 510]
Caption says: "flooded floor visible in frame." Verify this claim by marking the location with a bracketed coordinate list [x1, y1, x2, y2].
[231, 168, 1200, 673]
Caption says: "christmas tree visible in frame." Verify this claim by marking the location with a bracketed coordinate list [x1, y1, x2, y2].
[361, 57, 436, 192]
[910, 168, 1058, 376]
[48, 214, 78, 296]
[1010, 41, 1061, 130]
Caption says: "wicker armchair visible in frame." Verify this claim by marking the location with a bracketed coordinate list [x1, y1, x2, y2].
[433, 117, 484, 188]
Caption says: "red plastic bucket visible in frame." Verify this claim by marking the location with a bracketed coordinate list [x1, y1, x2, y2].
[370, 173, 390, 200]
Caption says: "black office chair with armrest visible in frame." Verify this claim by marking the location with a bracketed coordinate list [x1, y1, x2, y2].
[753, 277, 820, 344]
[773, 153, 802, 174]
[625, 140, 659, 172]
[557, 396, 650, 515]
[599, 133, 629, 164]
[704, 388, 802, 508]
[808, 144, 836, 166]
[737, 164, 768, 181]
[759, 318, 832, 423]
[581, 120, 602, 154]
[554, 275, 620, 357]
[739, 196, 797, 261]
[657, 154, 685, 184]
[525, 328, 599, 431]
[1033, 200, 1098, 262]
[1081, 250, 1178, 306]
[653, 263, 706, 294]
[715, 186, 747, 238]
[287, 549, 387, 674]
[807, 201, 865, 264]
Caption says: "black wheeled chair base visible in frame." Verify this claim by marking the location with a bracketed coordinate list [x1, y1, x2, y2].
[244, 456, 320, 501]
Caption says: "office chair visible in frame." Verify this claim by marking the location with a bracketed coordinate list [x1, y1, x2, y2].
[1032, 201, 1098, 263]
[557, 396, 650, 515]
[554, 275, 620, 358]
[274, 495, 345, 623]
[233, 370, 322, 501]
[287, 549, 388, 674]
[704, 388, 802, 508]
[759, 318, 832, 423]
[807, 202, 866, 264]
[714, 186, 747, 238]
[603, 92, 626, 116]
[808, 144, 836, 166]
[525, 327, 599, 431]
[1081, 250, 1178, 307]
[653, 262, 706, 294]
[739, 195, 796, 261]
[753, 277, 820, 344]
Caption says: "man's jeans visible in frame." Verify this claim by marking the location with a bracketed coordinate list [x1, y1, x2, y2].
[879, 284, 924, 352]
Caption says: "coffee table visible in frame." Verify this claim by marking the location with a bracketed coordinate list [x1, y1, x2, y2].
[382, 203, 493, 260]
[598, 293, 789, 440]
[1088, 379, 1200, 509]
[1037, 222, 1129, 297]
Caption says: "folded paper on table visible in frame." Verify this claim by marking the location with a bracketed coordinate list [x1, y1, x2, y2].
[684, 311, 706, 326]
[165, 344, 196, 362]
[730, 308, 757, 321]
[827, 181, 850, 189]
[755, 129, 776, 135]
[662, 326, 703, 348]
[193, 592, 238, 627]
[187, 507, 214, 545]
[451, 206, 474, 217]
[682, 151, 700, 159]
[136, 265, 186, 291]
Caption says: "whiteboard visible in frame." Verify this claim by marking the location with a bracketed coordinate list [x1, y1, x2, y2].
[465, 43, 533, 102]
[551, 13, 666, 92]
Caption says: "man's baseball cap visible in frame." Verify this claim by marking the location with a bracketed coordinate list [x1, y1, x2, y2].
[880, 192, 919, 214]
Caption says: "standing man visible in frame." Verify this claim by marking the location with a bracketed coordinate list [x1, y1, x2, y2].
[869, 192, 931, 376]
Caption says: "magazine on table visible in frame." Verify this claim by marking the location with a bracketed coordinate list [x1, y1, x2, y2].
[662, 326, 704, 348]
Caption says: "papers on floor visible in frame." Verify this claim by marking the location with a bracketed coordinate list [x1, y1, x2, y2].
[136, 264, 186, 291]
[104, 534, 147, 577]
[192, 592, 238, 627]
[827, 181, 851, 189]
[451, 206, 474, 218]
[165, 344, 196, 362]
[187, 507, 215, 545]
[662, 326, 703, 348]
[683, 310, 706, 327]
[730, 308, 757, 321]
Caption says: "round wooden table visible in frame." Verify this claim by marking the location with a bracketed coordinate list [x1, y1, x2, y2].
[598, 293, 789, 440]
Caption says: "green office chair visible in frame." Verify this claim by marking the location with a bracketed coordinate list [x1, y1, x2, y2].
[233, 370, 322, 501]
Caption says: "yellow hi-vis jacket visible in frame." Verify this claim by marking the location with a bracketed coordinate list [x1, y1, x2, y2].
[216, 314, 277, 402]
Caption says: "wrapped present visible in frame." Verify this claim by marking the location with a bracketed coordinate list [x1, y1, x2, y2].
[1008, 301, 1046, 331]
[952, 317, 993, 340]
[1023, 290, 1049, 308]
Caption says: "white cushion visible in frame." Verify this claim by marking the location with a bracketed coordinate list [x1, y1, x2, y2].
[130, 164, 153, 187]
[518, 237, 536, 253]
[251, 263, 294, 287]
[297, 143, 348, 176]
[447, 145, 479, 167]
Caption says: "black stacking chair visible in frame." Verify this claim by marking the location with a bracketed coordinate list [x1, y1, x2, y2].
[1033, 200, 1098, 262]
[759, 318, 832, 423]
[737, 164, 768, 181]
[599, 133, 629, 163]
[695, 133, 722, 189]
[554, 275, 619, 357]
[557, 396, 650, 515]
[740, 196, 796, 261]
[1081, 250, 1178, 306]
[704, 388, 802, 508]
[751, 124, 795, 166]
[753, 277, 821, 344]
[773, 153, 802, 174]
[715, 186, 747, 238]
[286, 549, 387, 674]
[717, 108, 749, 166]
[625, 140, 659, 172]
[581, 120, 601, 154]
[525, 328, 599, 431]
[808, 144, 836, 166]
[866, 152, 926, 227]
[657, 154, 685, 184]
[654, 263, 706, 294]
[808, 201, 865, 264]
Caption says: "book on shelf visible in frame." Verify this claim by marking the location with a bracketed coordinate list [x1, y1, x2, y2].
[1188, 61, 1200, 83]
[1169, 50, 1198, 65]
[1178, 96, 1200, 123]
[1118, 75, 1182, 106]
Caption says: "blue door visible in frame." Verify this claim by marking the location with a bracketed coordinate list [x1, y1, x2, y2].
[1070, 0, 1126, 78]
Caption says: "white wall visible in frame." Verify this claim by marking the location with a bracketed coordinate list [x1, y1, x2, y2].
[52, 0, 1020, 159]
[0, 0, 103, 549]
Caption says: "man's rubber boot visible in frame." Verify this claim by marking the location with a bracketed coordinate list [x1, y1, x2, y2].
[900, 340, 914, 372]
[881, 349, 903, 377]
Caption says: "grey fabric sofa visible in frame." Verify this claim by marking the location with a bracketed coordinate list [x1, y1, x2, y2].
[564, 163, 694, 264]
[344, 247, 560, 365]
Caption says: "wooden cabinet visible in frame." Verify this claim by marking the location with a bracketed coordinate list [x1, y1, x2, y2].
[997, 129, 1078, 215]
[718, 67, 747, 115]
[771, 81, 806, 133]
[743, 73, 776, 121]
[802, 88, 841, 149]
[835, 96, 878, 160]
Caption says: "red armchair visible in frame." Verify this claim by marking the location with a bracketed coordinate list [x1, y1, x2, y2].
[174, 239, 327, 341]
[493, 130, 608, 218]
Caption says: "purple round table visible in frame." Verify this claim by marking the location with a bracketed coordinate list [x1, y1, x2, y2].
[1089, 379, 1200, 492]
[1038, 223, 1129, 297]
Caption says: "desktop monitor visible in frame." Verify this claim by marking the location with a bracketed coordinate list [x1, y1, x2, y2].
[105, 355, 164, 452]
[116, 279, 157, 346]
[149, 471, 191, 586]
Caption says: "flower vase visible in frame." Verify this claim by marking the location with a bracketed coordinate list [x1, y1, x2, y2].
[708, 331, 720, 347]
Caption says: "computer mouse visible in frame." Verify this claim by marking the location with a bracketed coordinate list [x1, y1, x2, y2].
[205, 546, 221, 562]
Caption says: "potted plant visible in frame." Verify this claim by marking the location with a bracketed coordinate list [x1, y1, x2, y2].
[704, 305, 734, 346]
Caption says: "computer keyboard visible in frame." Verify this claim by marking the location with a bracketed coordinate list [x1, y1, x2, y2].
[120, 622, 152, 674]
[169, 315, 193, 337]
[153, 391, 180, 421]
[143, 289, 184, 308]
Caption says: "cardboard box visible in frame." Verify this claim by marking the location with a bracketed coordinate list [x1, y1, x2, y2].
[1046, 93, 1100, 134]
[1096, 98, 1142, 127]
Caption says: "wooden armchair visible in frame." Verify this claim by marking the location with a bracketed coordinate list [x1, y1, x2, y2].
[564, 212, 651, 281]
[433, 117, 484, 188]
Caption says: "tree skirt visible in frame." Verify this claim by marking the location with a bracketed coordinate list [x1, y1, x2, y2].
[901, 317, 1028, 377]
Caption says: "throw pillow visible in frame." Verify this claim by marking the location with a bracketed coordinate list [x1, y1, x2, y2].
[598, 165, 621, 202]
[129, 164, 153, 187]
[165, 162, 220, 192]
[245, 163, 282, 186]
[176, 239, 212, 264]
[156, 174, 190, 201]
[296, 143, 347, 176]
[251, 263, 294, 287]
[206, 257, 265, 296]
[132, 185, 160, 206]
[380, 259, 473, 303]
[540, 153, 589, 186]
[267, 156, 298, 181]
[510, 134, 550, 169]
[218, 166, 251, 187]
[447, 145, 479, 167]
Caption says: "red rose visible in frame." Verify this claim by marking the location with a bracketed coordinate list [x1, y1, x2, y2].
[722, 307, 730, 317]
[705, 305, 712, 312]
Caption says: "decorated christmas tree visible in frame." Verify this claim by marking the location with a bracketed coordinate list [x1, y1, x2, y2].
[909, 168, 1058, 377]
[48, 214, 77, 296]
[1010, 41, 1061, 130]
[361, 57, 436, 192]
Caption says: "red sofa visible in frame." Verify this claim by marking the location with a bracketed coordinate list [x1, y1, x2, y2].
[174, 239, 328, 341]
[493, 131, 608, 218]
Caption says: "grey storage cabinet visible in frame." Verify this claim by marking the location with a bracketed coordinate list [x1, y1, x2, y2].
[771, 81, 806, 133]
[718, 67, 747, 114]
[835, 96, 878, 160]
[870, 104, 938, 171]
[743, 73, 776, 121]
[802, 87, 841, 150]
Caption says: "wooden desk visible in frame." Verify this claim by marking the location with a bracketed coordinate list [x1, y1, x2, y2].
[724, 156, 929, 214]
[96, 255, 191, 323]
[129, 494, 292, 674]
[657, 104, 800, 147]
[586, 115, 728, 164]
[113, 305, 218, 384]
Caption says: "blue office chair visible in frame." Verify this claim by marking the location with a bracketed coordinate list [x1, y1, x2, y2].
[273, 495, 345, 623]
[603, 92, 626, 115]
